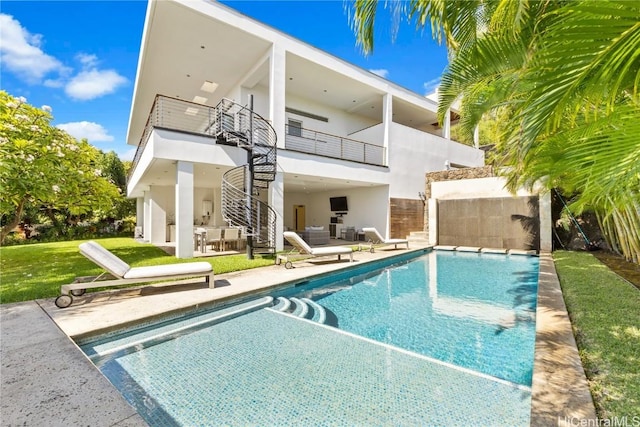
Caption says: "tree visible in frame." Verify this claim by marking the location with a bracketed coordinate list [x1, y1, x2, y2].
[95, 150, 136, 221]
[0, 91, 121, 243]
[350, 0, 640, 263]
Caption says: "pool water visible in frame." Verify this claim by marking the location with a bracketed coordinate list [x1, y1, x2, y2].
[283, 250, 539, 385]
[79, 250, 539, 426]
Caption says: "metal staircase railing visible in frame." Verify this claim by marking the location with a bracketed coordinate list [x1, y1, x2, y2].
[221, 166, 277, 251]
[217, 98, 277, 253]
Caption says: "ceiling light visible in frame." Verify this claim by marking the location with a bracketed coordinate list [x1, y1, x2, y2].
[193, 96, 207, 104]
[185, 107, 199, 116]
[201, 80, 218, 93]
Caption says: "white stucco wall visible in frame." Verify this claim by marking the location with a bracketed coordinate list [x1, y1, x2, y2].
[283, 185, 389, 234]
[284, 93, 378, 139]
[388, 123, 485, 199]
[431, 177, 534, 200]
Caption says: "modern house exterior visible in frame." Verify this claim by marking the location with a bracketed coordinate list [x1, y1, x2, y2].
[126, 0, 485, 258]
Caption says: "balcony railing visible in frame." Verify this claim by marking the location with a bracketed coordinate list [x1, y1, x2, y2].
[285, 125, 386, 166]
[129, 95, 387, 180]
[130, 95, 220, 178]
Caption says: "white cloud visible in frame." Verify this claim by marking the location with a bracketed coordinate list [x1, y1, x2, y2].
[369, 68, 389, 79]
[0, 14, 69, 83]
[57, 121, 114, 142]
[65, 69, 128, 101]
[423, 77, 441, 96]
[0, 14, 127, 101]
[76, 53, 98, 68]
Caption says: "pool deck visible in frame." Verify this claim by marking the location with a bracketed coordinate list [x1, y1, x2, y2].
[1, 246, 596, 426]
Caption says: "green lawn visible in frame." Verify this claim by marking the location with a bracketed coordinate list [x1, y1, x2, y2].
[0, 237, 274, 304]
[553, 251, 640, 418]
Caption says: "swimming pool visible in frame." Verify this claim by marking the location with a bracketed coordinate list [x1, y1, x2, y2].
[79, 249, 539, 426]
[276, 250, 539, 385]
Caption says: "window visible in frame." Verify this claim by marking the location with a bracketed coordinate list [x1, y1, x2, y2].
[288, 119, 302, 137]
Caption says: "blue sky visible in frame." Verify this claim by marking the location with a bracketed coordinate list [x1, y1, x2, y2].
[0, 1, 448, 161]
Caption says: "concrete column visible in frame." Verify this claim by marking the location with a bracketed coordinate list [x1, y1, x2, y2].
[269, 44, 286, 150]
[428, 198, 438, 245]
[136, 197, 144, 227]
[443, 108, 451, 140]
[539, 191, 553, 252]
[269, 171, 285, 252]
[148, 187, 167, 244]
[382, 93, 392, 166]
[143, 192, 151, 242]
[175, 161, 194, 259]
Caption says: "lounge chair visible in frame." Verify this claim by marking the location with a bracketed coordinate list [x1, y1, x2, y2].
[55, 240, 214, 308]
[276, 231, 353, 269]
[360, 227, 409, 252]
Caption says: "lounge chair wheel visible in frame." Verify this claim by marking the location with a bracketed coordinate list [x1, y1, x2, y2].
[70, 289, 86, 296]
[285, 261, 293, 269]
[370, 247, 375, 253]
[55, 295, 73, 309]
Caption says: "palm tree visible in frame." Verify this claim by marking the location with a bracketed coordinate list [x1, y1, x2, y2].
[351, 0, 640, 263]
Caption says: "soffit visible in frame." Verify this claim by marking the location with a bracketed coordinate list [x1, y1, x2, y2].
[128, 0, 272, 146]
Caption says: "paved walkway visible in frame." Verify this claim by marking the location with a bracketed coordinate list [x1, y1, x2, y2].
[1, 246, 596, 426]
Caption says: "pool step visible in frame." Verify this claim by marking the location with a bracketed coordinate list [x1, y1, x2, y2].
[273, 297, 291, 312]
[290, 297, 309, 318]
[269, 296, 327, 325]
[301, 298, 326, 324]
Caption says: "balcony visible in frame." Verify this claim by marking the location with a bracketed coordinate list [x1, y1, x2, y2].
[129, 95, 387, 180]
[284, 124, 386, 167]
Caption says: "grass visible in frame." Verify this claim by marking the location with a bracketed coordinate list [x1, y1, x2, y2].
[0, 237, 274, 304]
[553, 251, 640, 418]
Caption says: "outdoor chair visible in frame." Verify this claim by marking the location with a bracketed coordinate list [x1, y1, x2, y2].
[204, 227, 223, 251]
[55, 240, 214, 308]
[223, 227, 240, 251]
[360, 227, 409, 252]
[277, 231, 354, 269]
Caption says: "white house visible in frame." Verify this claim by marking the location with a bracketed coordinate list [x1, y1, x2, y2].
[126, 0, 485, 258]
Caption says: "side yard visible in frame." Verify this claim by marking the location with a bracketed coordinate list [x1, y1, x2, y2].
[553, 251, 640, 418]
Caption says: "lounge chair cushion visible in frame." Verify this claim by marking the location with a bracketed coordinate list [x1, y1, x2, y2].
[124, 262, 213, 279]
[361, 227, 409, 248]
[284, 232, 353, 256]
[310, 246, 352, 256]
[79, 241, 131, 278]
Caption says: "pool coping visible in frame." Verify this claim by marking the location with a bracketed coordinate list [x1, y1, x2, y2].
[530, 252, 597, 426]
[1, 247, 597, 426]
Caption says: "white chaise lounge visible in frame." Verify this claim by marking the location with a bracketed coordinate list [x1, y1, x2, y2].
[361, 227, 409, 252]
[55, 240, 214, 308]
[277, 231, 353, 269]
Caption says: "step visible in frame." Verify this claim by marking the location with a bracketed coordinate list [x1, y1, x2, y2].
[272, 297, 292, 312]
[290, 297, 309, 318]
[301, 298, 326, 324]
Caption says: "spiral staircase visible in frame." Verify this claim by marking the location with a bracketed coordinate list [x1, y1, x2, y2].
[214, 98, 277, 254]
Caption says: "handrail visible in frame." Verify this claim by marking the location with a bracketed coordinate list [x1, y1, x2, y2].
[284, 124, 386, 166]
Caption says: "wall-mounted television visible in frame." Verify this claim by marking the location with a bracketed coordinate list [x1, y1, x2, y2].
[330, 196, 348, 212]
